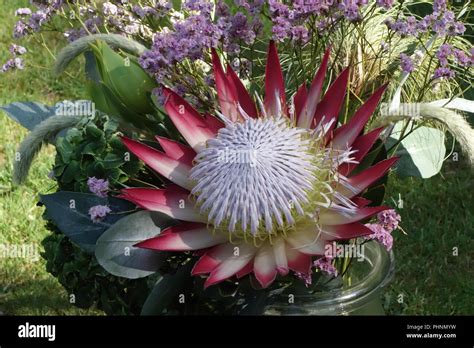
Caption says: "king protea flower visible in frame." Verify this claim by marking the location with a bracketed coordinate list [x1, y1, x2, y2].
[119, 42, 398, 288]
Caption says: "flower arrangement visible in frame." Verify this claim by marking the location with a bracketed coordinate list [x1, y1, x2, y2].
[2, 0, 473, 315]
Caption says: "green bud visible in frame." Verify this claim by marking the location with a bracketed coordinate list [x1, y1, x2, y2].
[90, 41, 156, 115]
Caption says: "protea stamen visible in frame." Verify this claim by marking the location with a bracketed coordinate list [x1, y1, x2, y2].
[191, 117, 315, 235]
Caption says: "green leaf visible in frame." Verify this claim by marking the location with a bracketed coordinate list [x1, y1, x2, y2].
[82, 159, 105, 178]
[121, 159, 142, 176]
[141, 262, 193, 315]
[84, 50, 101, 83]
[56, 137, 74, 162]
[85, 124, 104, 139]
[40, 192, 135, 253]
[102, 152, 125, 169]
[62, 160, 81, 184]
[386, 123, 446, 178]
[95, 211, 175, 279]
[109, 135, 125, 150]
[105, 167, 121, 182]
[65, 128, 82, 143]
[81, 135, 106, 155]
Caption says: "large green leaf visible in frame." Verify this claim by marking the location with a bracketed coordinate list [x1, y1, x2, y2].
[40, 192, 135, 253]
[386, 123, 446, 178]
[95, 211, 174, 279]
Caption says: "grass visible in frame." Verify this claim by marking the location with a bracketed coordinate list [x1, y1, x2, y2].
[0, 0, 95, 315]
[384, 158, 474, 315]
[0, 0, 473, 315]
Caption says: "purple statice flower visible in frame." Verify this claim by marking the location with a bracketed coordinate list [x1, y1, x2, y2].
[339, 0, 362, 22]
[140, 6, 222, 82]
[204, 75, 215, 87]
[84, 16, 103, 33]
[451, 22, 466, 36]
[183, 0, 214, 15]
[403, 16, 418, 36]
[124, 23, 140, 35]
[250, 16, 264, 37]
[400, 53, 414, 73]
[13, 57, 24, 70]
[248, 0, 265, 15]
[216, 0, 230, 17]
[268, 0, 292, 41]
[175, 84, 188, 97]
[432, 11, 459, 37]
[132, 5, 160, 18]
[32, 0, 64, 11]
[13, 20, 28, 38]
[87, 177, 109, 198]
[453, 49, 470, 67]
[291, 25, 309, 43]
[436, 44, 452, 67]
[433, 67, 455, 79]
[376, 0, 394, 10]
[365, 223, 393, 251]
[88, 205, 112, 223]
[294, 271, 312, 287]
[227, 12, 256, 45]
[377, 209, 401, 233]
[1, 58, 24, 72]
[315, 18, 332, 34]
[102, 2, 118, 16]
[314, 257, 338, 276]
[64, 28, 84, 42]
[389, 18, 416, 36]
[225, 43, 241, 55]
[417, 14, 436, 33]
[235, 0, 250, 10]
[152, 87, 167, 106]
[433, 0, 447, 15]
[28, 11, 47, 31]
[269, 0, 291, 18]
[272, 16, 292, 41]
[293, 0, 334, 16]
[15, 8, 32, 16]
[9, 44, 27, 56]
[132, 5, 147, 18]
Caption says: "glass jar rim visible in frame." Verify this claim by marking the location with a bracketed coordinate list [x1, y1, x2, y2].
[266, 240, 395, 311]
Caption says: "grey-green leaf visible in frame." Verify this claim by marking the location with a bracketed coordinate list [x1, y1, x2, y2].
[95, 211, 175, 279]
[0, 102, 55, 130]
[387, 123, 446, 178]
[40, 191, 134, 252]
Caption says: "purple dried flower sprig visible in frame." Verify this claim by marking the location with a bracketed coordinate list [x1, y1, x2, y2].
[87, 177, 109, 198]
[314, 257, 338, 277]
[89, 205, 112, 223]
[1, 44, 27, 73]
[400, 53, 414, 73]
[365, 209, 402, 251]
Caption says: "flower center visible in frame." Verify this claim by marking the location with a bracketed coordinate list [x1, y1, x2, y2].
[190, 118, 316, 237]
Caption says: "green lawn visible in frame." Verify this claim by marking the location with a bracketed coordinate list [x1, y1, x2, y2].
[0, 0, 95, 315]
[384, 159, 474, 315]
[0, 0, 472, 315]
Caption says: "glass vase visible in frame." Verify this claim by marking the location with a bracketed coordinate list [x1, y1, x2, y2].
[263, 241, 394, 315]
